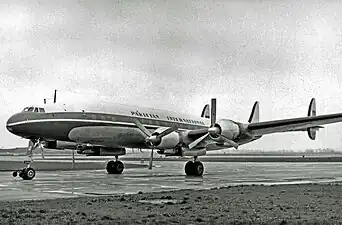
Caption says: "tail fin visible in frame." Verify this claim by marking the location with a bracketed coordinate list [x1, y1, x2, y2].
[307, 98, 318, 140]
[201, 104, 210, 119]
[248, 101, 259, 123]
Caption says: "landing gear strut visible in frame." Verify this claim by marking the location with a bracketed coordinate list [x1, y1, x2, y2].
[12, 138, 42, 180]
[106, 156, 124, 174]
[12, 161, 36, 180]
[185, 156, 204, 176]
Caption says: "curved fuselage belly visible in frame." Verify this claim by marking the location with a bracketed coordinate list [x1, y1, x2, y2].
[13, 121, 150, 148]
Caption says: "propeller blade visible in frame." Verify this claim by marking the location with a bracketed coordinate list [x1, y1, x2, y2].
[211, 98, 217, 126]
[133, 119, 152, 137]
[148, 146, 154, 170]
[188, 133, 209, 149]
[156, 126, 178, 139]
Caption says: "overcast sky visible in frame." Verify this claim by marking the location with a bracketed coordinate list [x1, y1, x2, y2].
[1, 0, 342, 150]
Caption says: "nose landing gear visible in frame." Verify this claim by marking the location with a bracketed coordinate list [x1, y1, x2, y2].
[11, 138, 42, 180]
[12, 161, 36, 180]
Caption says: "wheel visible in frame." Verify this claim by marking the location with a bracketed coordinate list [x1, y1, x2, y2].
[21, 168, 36, 180]
[185, 161, 194, 176]
[12, 171, 17, 177]
[193, 161, 204, 176]
[106, 160, 124, 174]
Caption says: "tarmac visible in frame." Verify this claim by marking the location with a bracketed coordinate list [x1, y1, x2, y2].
[1, 158, 342, 201]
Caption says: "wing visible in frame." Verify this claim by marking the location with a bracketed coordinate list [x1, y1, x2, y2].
[247, 113, 342, 136]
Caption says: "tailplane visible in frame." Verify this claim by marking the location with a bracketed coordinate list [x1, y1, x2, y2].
[248, 101, 259, 123]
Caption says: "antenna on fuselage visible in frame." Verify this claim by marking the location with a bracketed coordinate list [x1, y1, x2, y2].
[53, 89, 57, 103]
[43, 89, 57, 105]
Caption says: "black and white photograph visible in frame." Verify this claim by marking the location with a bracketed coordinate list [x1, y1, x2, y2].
[1, 0, 342, 224]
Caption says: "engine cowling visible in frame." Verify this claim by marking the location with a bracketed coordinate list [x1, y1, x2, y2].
[162, 147, 206, 157]
[210, 119, 241, 142]
[151, 128, 180, 149]
[42, 140, 78, 150]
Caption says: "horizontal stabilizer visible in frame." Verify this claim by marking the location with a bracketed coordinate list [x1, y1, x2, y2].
[247, 98, 342, 136]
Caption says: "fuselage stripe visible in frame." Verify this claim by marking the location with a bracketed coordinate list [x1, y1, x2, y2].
[6, 118, 207, 131]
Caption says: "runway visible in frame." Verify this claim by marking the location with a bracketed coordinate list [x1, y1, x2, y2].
[1, 161, 342, 201]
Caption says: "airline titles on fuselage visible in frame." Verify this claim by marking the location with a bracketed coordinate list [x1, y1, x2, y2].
[130, 111, 205, 125]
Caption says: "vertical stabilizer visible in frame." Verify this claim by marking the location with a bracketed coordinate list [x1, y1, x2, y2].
[307, 98, 317, 140]
[248, 101, 259, 123]
[201, 104, 210, 118]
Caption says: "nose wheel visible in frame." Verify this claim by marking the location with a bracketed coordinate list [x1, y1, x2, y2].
[12, 160, 36, 180]
[12, 167, 36, 180]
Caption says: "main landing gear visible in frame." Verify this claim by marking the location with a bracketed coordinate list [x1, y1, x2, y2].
[184, 156, 204, 176]
[12, 161, 36, 180]
[106, 156, 124, 174]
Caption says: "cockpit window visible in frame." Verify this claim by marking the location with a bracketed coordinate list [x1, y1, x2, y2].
[22, 106, 45, 113]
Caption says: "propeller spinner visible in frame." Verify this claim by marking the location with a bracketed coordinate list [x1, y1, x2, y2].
[133, 119, 177, 169]
[188, 98, 239, 150]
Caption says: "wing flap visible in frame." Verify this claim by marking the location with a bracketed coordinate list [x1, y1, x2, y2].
[247, 113, 342, 135]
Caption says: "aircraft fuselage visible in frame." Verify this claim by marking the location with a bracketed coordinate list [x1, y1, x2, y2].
[6, 106, 257, 151]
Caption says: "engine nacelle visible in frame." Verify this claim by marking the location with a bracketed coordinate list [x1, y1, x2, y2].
[76, 143, 93, 151]
[42, 140, 78, 150]
[162, 147, 206, 157]
[77, 147, 126, 156]
[152, 128, 180, 150]
[211, 119, 241, 141]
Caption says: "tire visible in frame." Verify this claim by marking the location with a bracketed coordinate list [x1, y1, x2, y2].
[185, 161, 194, 176]
[193, 161, 204, 176]
[22, 168, 36, 180]
[106, 161, 124, 174]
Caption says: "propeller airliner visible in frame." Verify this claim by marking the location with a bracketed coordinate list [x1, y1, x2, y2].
[6, 93, 342, 180]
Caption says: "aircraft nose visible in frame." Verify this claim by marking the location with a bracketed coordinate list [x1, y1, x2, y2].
[6, 113, 19, 133]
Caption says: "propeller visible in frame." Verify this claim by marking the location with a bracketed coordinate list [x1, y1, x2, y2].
[188, 98, 239, 150]
[133, 119, 177, 169]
